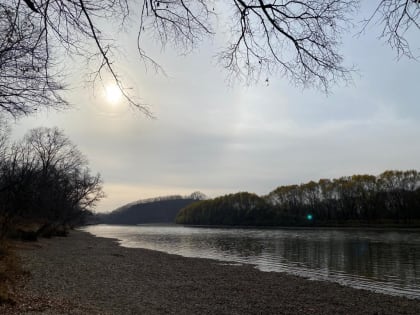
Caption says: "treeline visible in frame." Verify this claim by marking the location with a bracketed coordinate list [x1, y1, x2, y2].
[176, 192, 274, 226]
[0, 125, 104, 238]
[113, 191, 207, 213]
[98, 192, 206, 225]
[176, 171, 420, 226]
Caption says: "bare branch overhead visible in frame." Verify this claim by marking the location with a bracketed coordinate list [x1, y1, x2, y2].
[0, 0, 419, 117]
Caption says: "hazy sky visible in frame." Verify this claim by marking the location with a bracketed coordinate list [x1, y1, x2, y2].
[10, 4, 420, 212]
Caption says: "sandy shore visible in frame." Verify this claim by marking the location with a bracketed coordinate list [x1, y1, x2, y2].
[2, 230, 420, 314]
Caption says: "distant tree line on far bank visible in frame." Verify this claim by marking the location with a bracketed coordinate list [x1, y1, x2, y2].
[0, 125, 104, 239]
[176, 171, 420, 227]
[97, 192, 206, 225]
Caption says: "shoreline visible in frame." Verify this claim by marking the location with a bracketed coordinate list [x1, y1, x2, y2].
[93, 222, 420, 231]
[3, 230, 420, 314]
[179, 223, 420, 231]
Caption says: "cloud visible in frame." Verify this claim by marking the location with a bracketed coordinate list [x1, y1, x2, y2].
[9, 11, 420, 212]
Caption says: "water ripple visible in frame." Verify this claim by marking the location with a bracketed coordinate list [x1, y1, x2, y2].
[84, 224, 420, 299]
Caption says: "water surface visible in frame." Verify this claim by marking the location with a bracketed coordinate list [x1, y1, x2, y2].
[84, 224, 420, 299]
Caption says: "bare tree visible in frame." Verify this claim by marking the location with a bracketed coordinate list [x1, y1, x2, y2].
[0, 2, 66, 117]
[0, 126, 104, 225]
[1, 1, 419, 117]
[0, 117, 10, 160]
[24, 127, 86, 175]
[217, 1, 356, 88]
[363, 0, 420, 59]
[23, 127, 104, 215]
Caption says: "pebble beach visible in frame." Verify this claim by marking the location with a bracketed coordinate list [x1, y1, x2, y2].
[2, 230, 420, 314]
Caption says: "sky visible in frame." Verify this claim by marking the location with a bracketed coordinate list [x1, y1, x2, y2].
[9, 3, 420, 213]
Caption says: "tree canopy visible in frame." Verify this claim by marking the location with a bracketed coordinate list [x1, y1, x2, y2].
[0, 0, 419, 117]
[176, 170, 420, 226]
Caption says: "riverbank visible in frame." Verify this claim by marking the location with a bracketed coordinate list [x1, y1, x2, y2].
[2, 230, 420, 314]
[185, 223, 420, 230]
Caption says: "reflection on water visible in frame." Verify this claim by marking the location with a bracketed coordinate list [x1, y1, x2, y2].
[84, 224, 420, 299]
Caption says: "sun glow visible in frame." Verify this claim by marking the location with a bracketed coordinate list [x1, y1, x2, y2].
[105, 84, 123, 104]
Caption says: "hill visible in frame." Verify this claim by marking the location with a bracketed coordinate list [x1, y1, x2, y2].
[98, 192, 206, 225]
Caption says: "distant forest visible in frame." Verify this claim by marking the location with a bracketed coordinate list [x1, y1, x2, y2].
[176, 170, 420, 226]
[97, 192, 206, 225]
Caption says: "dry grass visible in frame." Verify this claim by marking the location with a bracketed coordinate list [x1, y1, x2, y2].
[0, 239, 23, 305]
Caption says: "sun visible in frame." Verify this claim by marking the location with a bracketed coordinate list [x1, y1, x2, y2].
[105, 84, 123, 104]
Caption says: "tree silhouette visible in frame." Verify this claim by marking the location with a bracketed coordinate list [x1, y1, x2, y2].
[0, 126, 104, 229]
[1, 0, 419, 117]
[0, 2, 65, 117]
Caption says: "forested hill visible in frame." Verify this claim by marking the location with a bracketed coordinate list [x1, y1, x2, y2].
[176, 170, 420, 227]
[98, 192, 206, 225]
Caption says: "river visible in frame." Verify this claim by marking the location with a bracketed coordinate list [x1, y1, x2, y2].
[83, 224, 420, 299]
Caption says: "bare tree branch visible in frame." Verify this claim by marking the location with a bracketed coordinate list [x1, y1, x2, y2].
[0, 1, 418, 117]
[362, 0, 420, 59]
[0, 1, 66, 117]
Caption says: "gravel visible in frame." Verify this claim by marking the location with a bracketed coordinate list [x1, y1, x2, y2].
[4, 230, 420, 314]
